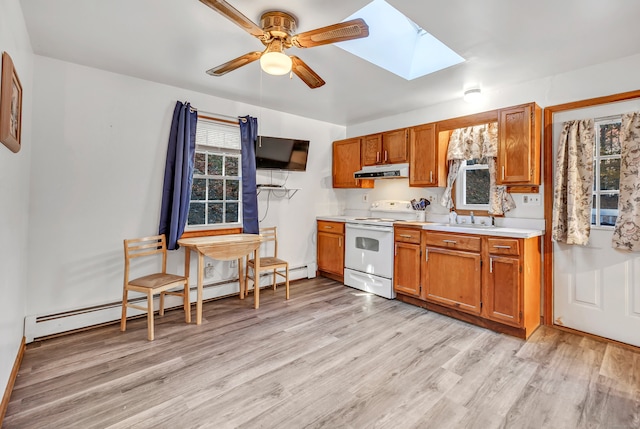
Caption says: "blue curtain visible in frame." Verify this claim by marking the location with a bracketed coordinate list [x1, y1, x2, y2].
[158, 101, 198, 250]
[240, 116, 259, 234]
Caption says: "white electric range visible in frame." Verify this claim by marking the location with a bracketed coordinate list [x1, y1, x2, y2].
[343, 200, 422, 299]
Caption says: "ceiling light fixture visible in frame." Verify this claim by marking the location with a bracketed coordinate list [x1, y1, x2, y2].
[260, 40, 292, 75]
[463, 88, 482, 103]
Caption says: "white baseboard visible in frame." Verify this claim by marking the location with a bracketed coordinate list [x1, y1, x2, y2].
[24, 264, 310, 343]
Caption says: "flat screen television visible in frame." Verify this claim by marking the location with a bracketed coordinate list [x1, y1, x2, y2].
[255, 135, 310, 171]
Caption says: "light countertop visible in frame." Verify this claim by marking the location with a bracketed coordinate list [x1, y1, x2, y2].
[317, 216, 544, 239]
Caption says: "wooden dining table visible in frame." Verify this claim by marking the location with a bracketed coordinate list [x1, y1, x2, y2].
[177, 234, 263, 324]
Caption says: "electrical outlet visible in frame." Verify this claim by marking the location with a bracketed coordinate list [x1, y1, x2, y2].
[205, 263, 214, 278]
[362, 193, 369, 203]
[523, 194, 541, 206]
[230, 259, 237, 268]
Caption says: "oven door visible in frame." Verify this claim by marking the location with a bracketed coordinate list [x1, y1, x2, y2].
[344, 223, 394, 279]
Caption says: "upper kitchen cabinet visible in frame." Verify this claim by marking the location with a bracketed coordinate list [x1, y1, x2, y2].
[497, 103, 542, 185]
[362, 129, 408, 166]
[409, 123, 447, 187]
[333, 138, 374, 189]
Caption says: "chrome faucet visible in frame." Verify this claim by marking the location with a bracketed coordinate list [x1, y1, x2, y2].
[470, 211, 475, 224]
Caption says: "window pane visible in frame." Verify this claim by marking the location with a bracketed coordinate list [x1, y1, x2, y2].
[226, 180, 239, 200]
[600, 123, 621, 156]
[465, 168, 490, 205]
[188, 202, 205, 225]
[208, 154, 223, 176]
[208, 203, 223, 224]
[226, 203, 239, 223]
[591, 195, 596, 224]
[600, 194, 618, 226]
[225, 156, 239, 176]
[191, 178, 206, 200]
[208, 179, 224, 200]
[600, 158, 620, 191]
[194, 152, 206, 175]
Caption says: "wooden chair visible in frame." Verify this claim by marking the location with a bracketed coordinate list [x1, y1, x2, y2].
[245, 227, 290, 300]
[121, 234, 190, 340]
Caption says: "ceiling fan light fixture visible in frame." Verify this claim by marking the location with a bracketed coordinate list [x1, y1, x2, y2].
[260, 51, 292, 75]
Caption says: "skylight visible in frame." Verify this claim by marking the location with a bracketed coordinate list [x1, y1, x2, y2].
[336, 0, 464, 80]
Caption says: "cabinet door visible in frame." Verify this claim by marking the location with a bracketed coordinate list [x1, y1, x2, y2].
[424, 247, 481, 314]
[333, 138, 371, 188]
[498, 104, 539, 184]
[317, 231, 344, 276]
[362, 134, 382, 166]
[383, 129, 408, 164]
[394, 242, 421, 297]
[409, 123, 437, 186]
[484, 255, 522, 326]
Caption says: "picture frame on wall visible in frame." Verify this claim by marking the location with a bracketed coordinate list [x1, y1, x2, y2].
[0, 51, 23, 153]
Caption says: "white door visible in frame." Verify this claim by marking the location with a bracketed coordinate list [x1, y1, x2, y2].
[554, 232, 640, 347]
[553, 101, 640, 347]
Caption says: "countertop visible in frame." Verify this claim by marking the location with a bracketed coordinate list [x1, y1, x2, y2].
[316, 216, 544, 239]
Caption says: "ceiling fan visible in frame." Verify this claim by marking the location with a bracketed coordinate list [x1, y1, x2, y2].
[199, 0, 370, 89]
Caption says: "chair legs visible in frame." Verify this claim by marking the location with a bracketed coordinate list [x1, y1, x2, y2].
[121, 288, 128, 333]
[147, 290, 154, 341]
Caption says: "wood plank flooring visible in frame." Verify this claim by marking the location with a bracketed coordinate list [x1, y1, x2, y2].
[4, 277, 640, 428]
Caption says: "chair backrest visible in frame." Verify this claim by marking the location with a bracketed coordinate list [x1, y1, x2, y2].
[123, 235, 168, 280]
[259, 227, 278, 258]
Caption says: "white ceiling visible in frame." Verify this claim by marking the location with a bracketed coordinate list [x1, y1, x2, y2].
[19, 0, 640, 126]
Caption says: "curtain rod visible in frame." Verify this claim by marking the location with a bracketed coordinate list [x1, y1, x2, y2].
[188, 106, 248, 123]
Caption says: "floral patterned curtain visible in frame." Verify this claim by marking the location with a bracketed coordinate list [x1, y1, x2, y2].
[440, 122, 513, 213]
[551, 119, 594, 245]
[612, 112, 640, 251]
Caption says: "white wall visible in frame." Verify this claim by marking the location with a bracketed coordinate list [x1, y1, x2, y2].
[27, 56, 345, 319]
[0, 0, 32, 402]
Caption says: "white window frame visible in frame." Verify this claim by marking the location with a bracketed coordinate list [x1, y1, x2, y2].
[591, 117, 621, 229]
[186, 117, 242, 231]
[455, 160, 490, 211]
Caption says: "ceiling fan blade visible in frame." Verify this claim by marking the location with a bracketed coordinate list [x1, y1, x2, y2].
[290, 56, 325, 89]
[206, 51, 262, 76]
[199, 0, 266, 39]
[291, 18, 369, 48]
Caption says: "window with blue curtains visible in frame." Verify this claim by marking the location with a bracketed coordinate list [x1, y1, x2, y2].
[158, 101, 198, 250]
[240, 116, 259, 234]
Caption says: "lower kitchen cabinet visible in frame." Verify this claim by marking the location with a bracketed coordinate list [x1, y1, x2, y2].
[393, 226, 542, 339]
[317, 220, 345, 282]
[482, 236, 541, 334]
[424, 247, 481, 315]
[393, 228, 422, 297]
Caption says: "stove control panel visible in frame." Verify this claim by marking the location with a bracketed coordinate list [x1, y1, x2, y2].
[370, 200, 413, 212]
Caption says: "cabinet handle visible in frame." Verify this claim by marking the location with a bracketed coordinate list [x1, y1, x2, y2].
[493, 245, 511, 249]
[339, 237, 342, 247]
[376, 151, 380, 163]
[384, 151, 388, 162]
[501, 166, 505, 180]
[394, 244, 397, 256]
[399, 234, 412, 238]
[425, 248, 429, 262]
[490, 257, 494, 273]
[430, 171, 433, 182]
[324, 226, 333, 229]
[443, 240, 457, 244]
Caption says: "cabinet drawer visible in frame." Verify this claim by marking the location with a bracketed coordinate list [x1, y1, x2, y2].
[486, 238, 520, 256]
[425, 232, 481, 252]
[394, 227, 421, 244]
[317, 220, 344, 234]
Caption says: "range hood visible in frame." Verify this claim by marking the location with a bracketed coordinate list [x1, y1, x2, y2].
[354, 163, 409, 179]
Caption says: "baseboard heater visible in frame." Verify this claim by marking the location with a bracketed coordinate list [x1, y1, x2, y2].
[24, 264, 313, 343]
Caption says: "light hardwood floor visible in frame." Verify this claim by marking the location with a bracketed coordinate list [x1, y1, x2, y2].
[4, 277, 640, 428]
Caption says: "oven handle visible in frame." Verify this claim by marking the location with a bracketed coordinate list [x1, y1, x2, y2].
[346, 224, 392, 233]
